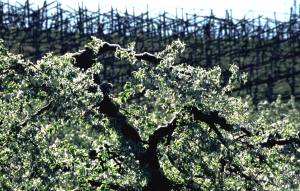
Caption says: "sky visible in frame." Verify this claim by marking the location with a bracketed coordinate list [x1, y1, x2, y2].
[8, 0, 297, 21]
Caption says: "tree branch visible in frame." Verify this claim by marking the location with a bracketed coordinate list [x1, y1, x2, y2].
[187, 106, 234, 132]
[95, 82, 175, 189]
[73, 41, 162, 70]
[148, 116, 177, 146]
[261, 137, 300, 148]
[135, 52, 162, 64]
[73, 47, 96, 70]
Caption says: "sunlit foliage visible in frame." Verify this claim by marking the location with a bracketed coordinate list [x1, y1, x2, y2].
[0, 38, 299, 190]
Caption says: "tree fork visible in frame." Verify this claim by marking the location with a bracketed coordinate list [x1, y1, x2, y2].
[95, 82, 175, 190]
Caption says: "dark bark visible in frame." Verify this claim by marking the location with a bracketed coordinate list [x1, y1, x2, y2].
[187, 107, 234, 131]
[96, 84, 174, 189]
[142, 116, 178, 190]
[261, 137, 300, 148]
[72, 41, 161, 71]
[73, 47, 96, 70]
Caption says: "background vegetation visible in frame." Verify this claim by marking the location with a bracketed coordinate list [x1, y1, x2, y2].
[0, 0, 300, 104]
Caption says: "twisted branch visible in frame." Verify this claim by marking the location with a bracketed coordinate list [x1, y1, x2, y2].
[73, 41, 162, 70]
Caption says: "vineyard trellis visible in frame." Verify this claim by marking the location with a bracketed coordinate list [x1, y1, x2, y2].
[0, 0, 300, 103]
